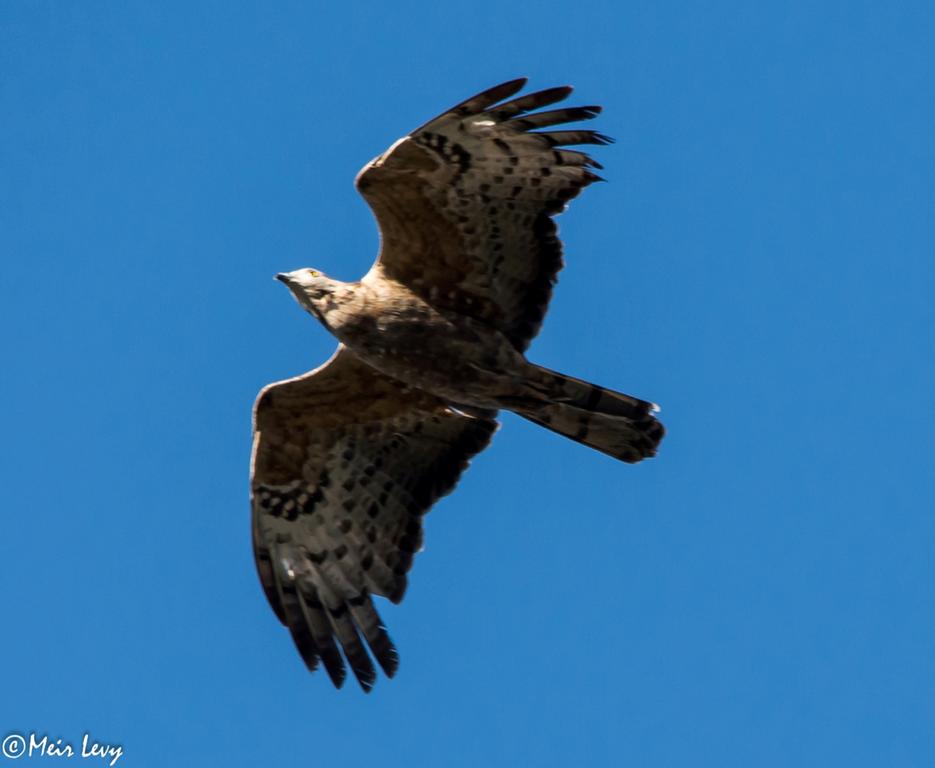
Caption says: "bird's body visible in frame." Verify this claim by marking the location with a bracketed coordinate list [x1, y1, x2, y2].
[251, 79, 665, 692]
[281, 269, 529, 409]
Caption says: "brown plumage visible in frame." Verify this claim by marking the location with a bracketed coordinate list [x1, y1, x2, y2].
[251, 79, 664, 692]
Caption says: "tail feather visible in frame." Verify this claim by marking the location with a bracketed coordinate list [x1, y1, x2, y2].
[510, 365, 664, 463]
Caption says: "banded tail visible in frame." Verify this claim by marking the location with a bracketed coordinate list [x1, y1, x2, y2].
[509, 365, 665, 463]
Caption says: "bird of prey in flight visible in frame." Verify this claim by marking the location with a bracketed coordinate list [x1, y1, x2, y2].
[251, 78, 664, 692]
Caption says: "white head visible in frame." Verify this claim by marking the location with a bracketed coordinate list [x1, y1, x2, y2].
[275, 268, 339, 319]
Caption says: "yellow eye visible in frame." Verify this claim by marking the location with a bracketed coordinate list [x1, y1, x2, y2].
[308, 269, 320, 277]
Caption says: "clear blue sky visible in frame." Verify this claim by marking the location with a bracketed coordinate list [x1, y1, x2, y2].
[2, 2, 934, 766]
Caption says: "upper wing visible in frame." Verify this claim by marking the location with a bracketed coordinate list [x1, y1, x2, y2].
[356, 78, 609, 352]
[251, 345, 497, 691]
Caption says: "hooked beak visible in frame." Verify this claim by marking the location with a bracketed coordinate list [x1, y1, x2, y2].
[275, 272, 305, 295]
[274, 271, 311, 308]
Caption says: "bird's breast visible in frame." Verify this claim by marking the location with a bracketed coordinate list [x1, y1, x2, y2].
[333, 305, 523, 405]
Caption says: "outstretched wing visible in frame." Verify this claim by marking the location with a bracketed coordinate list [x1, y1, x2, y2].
[251, 346, 497, 692]
[356, 78, 609, 352]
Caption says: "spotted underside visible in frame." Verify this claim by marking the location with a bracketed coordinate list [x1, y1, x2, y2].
[252, 346, 497, 690]
[357, 77, 609, 352]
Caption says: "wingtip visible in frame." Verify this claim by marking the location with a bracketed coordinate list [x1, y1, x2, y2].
[380, 647, 400, 678]
[487, 77, 529, 103]
[326, 669, 347, 690]
[541, 85, 574, 102]
[551, 85, 574, 104]
[388, 579, 407, 604]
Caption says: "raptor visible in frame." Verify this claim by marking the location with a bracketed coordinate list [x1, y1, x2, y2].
[251, 78, 665, 691]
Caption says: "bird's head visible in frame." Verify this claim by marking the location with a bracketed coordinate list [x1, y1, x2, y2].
[275, 268, 338, 317]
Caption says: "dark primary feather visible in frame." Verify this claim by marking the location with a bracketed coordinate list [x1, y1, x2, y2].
[487, 85, 573, 117]
[296, 586, 347, 688]
[511, 106, 603, 130]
